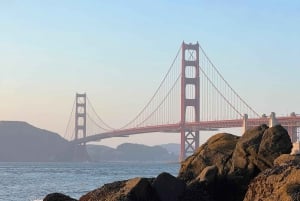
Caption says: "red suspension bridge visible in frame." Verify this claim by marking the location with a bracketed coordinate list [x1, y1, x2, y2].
[64, 42, 300, 161]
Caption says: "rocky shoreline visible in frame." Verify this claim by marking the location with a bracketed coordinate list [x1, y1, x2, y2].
[44, 124, 300, 201]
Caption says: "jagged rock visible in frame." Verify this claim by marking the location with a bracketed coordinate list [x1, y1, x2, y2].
[79, 177, 159, 201]
[43, 193, 77, 201]
[178, 133, 240, 183]
[256, 125, 292, 170]
[79, 180, 125, 201]
[178, 125, 292, 201]
[197, 165, 218, 184]
[243, 161, 300, 201]
[230, 125, 268, 175]
[152, 172, 186, 201]
[274, 154, 300, 166]
[228, 124, 268, 201]
[228, 124, 292, 201]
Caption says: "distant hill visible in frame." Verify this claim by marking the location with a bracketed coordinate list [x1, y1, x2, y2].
[160, 143, 180, 156]
[0, 121, 178, 162]
[0, 121, 86, 162]
[87, 143, 178, 162]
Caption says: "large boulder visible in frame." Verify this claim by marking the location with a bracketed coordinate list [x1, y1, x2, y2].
[228, 124, 292, 201]
[231, 124, 292, 174]
[79, 177, 159, 201]
[227, 125, 269, 201]
[178, 133, 240, 201]
[43, 193, 77, 201]
[152, 172, 186, 201]
[230, 124, 268, 176]
[178, 125, 292, 201]
[243, 161, 300, 201]
[178, 133, 240, 183]
[256, 125, 292, 170]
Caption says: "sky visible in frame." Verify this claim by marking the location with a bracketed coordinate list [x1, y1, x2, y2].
[1, 1, 300, 147]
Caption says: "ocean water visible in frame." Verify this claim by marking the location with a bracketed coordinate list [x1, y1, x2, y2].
[0, 162, 179, 201]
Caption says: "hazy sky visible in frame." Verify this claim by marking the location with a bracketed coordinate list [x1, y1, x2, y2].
[1, 1, 300, 147]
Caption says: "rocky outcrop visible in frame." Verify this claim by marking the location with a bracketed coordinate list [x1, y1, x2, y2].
[230, 124, 268, 175]
[256, 125, 292, 170]
[178, 133, 240, 183]
[178, 124, 292, 201]
[228, 125, 292, 201]
[79, 177, 159, 201]
[243, 161, 300, 201]
[79, 173, 186, 201]
[43, 193, 77, 201]
[230, 124, 292, 174]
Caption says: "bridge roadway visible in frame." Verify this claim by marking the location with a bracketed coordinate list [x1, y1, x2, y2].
[72, 115, 300, 144]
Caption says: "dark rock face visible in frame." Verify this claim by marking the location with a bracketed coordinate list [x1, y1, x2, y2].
[257, 125, 293, 170]
[182, 181, 213, 201]
[243, 161, 300, 201]
[79, 180, 126, 201]
[178, 133, 240, 183]
[43, 193, 77, 201]
[79, 178, 159, 201]
[152, 172, 186, 201]
[127, 178, 159, 201]
[228, 125, 269, 201]
[228, 124, 292, 201]
[230, 124, 268, 175]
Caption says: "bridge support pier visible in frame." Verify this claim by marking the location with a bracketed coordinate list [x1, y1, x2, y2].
[269, 112, 279, 127]
[180, 129, 199, 161]
[242, 114, 248, 134]
[72, 93, 88, 161]
[180, 42, 200, 161]
[75, 93, 87, 145]
[287, 126, 299, 142]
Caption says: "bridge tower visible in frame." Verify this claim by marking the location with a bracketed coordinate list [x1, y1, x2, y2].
[75, 93, 86, 144]
[180, 42, 200, 161]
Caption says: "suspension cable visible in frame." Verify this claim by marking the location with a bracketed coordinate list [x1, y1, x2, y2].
[64, 98, 76, 140]
[199, 44, 260, 117]
[136, 74, 181, 127]
[119, 44, 182, 129]
[86, 113, 110, 131]
[199, 67, 243, 118]
[86, 97, 115, 130]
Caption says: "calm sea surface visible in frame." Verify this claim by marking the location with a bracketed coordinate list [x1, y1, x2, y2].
[0, 162, 179, 201]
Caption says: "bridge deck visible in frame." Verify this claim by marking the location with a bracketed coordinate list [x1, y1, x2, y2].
[72, 116, 300, 144]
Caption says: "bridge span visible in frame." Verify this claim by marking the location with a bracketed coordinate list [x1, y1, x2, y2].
[65, 42, 300, 161]
[72, 114, 300, 146]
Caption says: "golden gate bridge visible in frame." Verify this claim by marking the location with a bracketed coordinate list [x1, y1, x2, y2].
[64, 42, 300, 161]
